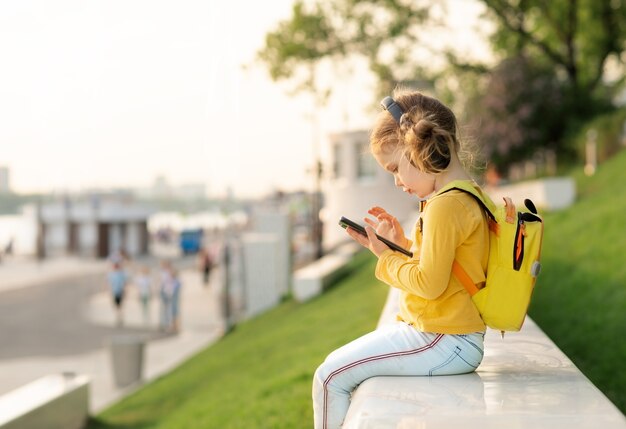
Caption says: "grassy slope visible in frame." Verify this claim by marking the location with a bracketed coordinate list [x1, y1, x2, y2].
[89, 251, 387, 429]
[529, 149, 626, 413]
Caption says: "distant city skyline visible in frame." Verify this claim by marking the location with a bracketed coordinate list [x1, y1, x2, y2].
[0, 0, 491, 198]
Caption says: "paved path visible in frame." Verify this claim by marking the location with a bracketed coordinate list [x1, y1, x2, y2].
[0, 256, 226, 412]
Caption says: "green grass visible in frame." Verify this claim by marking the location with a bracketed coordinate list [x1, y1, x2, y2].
[529, 149, 626, 413]
[88, 251, 387, 429]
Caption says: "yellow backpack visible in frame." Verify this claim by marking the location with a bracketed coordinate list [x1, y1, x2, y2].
[440, 181, 544, 335]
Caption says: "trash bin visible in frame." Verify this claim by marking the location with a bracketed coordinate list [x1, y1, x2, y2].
[109, 335, 145, 387]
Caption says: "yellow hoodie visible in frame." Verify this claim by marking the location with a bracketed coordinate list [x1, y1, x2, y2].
[375, 181, 488, 334]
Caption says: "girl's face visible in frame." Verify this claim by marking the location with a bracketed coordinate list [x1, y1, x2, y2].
[373, 148, 435, 198]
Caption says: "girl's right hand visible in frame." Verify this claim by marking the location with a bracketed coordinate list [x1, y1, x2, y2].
[364, 207, 410, 250]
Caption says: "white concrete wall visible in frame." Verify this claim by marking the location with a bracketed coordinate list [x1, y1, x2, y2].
[0, 373, 89, 429]
[124, 223, 142, 256]
[343, 288, 626, 429]
[242, 233, 280, 319]
[108, 224, 123, 254]
[487, 177, 576, 211]
[292, 243, 359, 302]
[252, 212, 291, 298]
[78, 222, 97, 257]
[44, 223, 68, 256]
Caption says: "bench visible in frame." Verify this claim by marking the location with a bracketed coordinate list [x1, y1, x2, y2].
[343, 288, 626, 428]
[293, 242, 359, 302]
[0, 373, 89, 429]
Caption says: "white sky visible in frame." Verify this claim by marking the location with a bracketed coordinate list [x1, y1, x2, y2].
[0, 0, 490, 198]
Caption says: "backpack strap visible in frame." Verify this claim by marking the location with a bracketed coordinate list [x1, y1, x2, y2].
[438, 185, 493, 297]
[452, 260, 480, 296]
[440, 187, 497, 223]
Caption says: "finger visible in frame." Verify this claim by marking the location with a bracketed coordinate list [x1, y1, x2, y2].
[368, 206, 386, 216]
[379, 212, 402, 229]
[363, 218, 378, 228]
[376, 213, 394, 226]
[365, 226, 379, 242]
[391, 217, 403, 230]
[365, 226, 389, 255]
[346, 227, 369, 247]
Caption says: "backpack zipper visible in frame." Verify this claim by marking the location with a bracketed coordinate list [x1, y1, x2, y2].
[513, 212, 525, 271]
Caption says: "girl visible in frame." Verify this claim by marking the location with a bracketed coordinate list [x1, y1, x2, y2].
[312, 89, 489, 429]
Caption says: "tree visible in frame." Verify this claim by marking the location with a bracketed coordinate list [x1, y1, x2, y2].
[257, 0, 435, 101]
[483, 0, 626, 103]
[466, 55, 568, 171]
[258, 0, 626, 169]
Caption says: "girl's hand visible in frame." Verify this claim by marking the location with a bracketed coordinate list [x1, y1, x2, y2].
[364, 207, 410, 250]
[345, 225, 390, 258]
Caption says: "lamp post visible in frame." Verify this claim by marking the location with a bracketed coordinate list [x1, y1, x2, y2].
[585, 129, 597, 176]
[308, 91, 324, 260]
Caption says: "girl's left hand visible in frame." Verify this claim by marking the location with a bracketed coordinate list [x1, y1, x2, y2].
[345, 225, 389, 258]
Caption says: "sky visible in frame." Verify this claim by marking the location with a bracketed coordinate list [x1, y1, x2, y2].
[0, 0, 490, 198]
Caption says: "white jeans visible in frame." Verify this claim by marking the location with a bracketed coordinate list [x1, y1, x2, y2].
[312, 322, 485, 429]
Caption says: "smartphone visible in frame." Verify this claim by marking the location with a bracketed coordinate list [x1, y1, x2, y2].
[339, 216, 413, 257]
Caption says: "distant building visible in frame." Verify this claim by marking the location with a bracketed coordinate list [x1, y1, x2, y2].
[0, 166, 10, 194]
[135, 176, 207, 201]
[322, 130, 417, 250]
[175, 183, 207, 200]
[37, 196, 153, 258]
[151, 175, 171, 199]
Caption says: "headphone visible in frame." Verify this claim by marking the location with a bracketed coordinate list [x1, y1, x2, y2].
[380, 96, 403, 124]
[380, 95, 451, 171]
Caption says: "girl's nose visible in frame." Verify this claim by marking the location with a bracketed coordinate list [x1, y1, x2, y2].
[394, 175, 403, 187]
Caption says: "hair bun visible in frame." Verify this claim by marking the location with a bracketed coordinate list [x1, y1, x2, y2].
[413, 119, 436, 141]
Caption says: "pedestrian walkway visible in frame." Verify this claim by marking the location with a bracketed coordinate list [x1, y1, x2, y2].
[0, 256, 108, 293]
[0, 256, 226, 413]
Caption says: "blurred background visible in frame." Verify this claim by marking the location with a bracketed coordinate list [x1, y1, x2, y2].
[1, 0, 625, 428]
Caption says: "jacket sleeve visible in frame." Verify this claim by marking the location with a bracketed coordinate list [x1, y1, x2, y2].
[374, 196, 468, 300]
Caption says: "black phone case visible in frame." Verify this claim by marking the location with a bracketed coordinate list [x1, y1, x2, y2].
[339, 216, 413, 257]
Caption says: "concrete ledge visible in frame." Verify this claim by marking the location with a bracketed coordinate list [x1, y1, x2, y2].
[0, 373, 89, 429]
[293, 243, 360, 302]
[344, 289, 626, 428]
[487, 177, 576, 211]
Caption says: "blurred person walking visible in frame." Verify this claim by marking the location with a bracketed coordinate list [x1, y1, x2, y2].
[134, 265, 152, 325]
[170, 268, 182, 333]
[107, 262, 127, 326]
[159, 261, 174, 331]
[198, 246, 214, 286]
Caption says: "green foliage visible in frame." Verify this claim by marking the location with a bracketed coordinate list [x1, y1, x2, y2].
[89, 251, 387, 429]
[257, 0, 433, 100]
[529, 148, 626, 413]
[258, 1, 342, 82]
[484, 0, 626, 96]
[469, 0, 626, 170]
[259, 0, 626, 172]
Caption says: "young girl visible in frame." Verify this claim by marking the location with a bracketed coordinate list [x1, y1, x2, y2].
[313, 89, 490, 429]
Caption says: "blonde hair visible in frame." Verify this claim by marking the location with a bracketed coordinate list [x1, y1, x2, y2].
[370, 88, 462, 175]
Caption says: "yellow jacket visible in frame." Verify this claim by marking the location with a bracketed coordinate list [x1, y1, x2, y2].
[375, 181, 488, 334]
